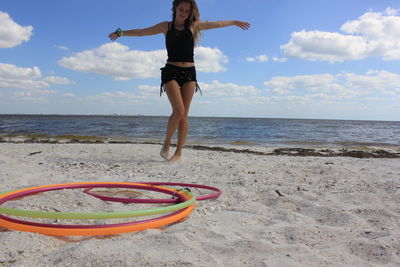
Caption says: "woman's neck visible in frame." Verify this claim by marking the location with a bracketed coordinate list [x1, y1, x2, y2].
[174, 18, 186, 27]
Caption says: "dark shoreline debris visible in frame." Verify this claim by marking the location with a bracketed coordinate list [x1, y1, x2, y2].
[28, 151, 42, 156]
[0, 136, 399, 159]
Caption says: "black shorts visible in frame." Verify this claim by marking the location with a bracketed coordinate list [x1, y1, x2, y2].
[160, 64, 201, 96]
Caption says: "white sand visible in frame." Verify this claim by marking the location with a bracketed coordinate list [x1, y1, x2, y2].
[0, 143, 399, 266]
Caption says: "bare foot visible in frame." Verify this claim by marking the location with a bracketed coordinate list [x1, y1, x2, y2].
[168, 154, 181, 163]
[160, 150, 169, 160]
[160, 146, 169, 160]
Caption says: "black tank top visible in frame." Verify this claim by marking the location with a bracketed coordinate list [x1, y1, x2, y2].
[165, 21, 194, 62]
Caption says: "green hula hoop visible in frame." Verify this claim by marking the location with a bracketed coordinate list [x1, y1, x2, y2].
[0, 182, 195, 220]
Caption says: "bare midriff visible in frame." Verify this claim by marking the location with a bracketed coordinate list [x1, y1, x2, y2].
[167, 61, 195, 67]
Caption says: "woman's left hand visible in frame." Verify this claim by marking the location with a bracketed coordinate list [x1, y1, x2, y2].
[108, 32, 119, 41]
[235, 21, 250, 30]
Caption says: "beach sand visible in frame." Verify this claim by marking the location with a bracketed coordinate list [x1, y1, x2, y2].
[0, 143, 399, 266]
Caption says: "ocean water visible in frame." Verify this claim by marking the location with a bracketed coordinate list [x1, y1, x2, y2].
[0, 115, 399, 147]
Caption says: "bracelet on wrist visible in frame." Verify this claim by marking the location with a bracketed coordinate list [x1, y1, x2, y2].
[115, 28, 122, 37]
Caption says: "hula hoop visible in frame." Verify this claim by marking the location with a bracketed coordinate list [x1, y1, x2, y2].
[0, 183, 193, 219]
[0, 183, 195, 236]
[0, 190, 14, 196]
[0, 183, 186, 229]
[0, 208, 185, 229]
[0, 205, 194, 236]
[84, 182, 222, 203]
[0, 182, 195, 220]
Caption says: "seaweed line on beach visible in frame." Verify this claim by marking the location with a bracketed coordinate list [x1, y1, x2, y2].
[188, 145, 400, 158]
[1, 136, 399, 159]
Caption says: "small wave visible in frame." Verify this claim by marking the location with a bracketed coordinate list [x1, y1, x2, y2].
[55, 135, 107, 142]
[335, 141, 397, 147]
[280, 140, 327, 146]
[230, 140, 256, 146]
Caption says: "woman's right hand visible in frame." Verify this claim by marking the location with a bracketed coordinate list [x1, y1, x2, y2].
[108, 32, 119, 41]
[235, 21, 251, 30]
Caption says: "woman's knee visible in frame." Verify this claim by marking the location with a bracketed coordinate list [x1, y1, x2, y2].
[171, 108, 186, 121]
[180, 117, 189, 128]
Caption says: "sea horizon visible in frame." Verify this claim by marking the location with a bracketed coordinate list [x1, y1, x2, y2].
[1, 113, 399, 123]
[1, 114, 399, 148]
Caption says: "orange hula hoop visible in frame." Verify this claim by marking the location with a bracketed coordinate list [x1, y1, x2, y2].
[0, 182, 195, 236]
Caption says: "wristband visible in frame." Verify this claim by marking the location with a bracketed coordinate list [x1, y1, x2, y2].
[116, 28, 122, 37]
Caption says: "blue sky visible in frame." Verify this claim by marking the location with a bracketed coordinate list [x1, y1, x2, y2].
[1, 0, 400, 120]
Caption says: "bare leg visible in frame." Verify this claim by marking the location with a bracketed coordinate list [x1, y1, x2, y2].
[169, 81, 196, 162]
[161, 80, 185, 160]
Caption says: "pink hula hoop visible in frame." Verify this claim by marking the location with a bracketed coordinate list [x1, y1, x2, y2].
[0, 183, 192, 232]
[83, 182, 222, 203]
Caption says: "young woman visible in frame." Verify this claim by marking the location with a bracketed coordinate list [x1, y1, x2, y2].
[109, 0, 250, 162]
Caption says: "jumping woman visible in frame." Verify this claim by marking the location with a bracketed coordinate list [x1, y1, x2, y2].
[109, 0, 250, 162]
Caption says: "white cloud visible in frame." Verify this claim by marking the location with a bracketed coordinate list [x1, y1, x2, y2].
[72, 70, 400, 108]
[63, 93, 75, 97]
[73, 84, 164, 105]
[0, 87, 57, 103]
[281, 30, 368, 62]
[73, 80, 260, 106]
[265, 74, 341, 94]
[0, 11, 33, 48]
[341, 8, 400, 40]
[341, 7, 400, 60]
[199, 80, 260, 97]
[264, 70, 400, 100]
[81, 89, 162, 105]
[137, 85, 160, 97]
[43, 76, 75, 85]
[59, 43, 166, 80]
[58, 43, 229, 80]
[0, 63, 46, 90]
[12, 89, 56, 102]
[281, 8, 400, 62]
[272, 56, 287, 63]
[55, 45, 69, 51]
[0, 62, 41, 79]
[343, 70, 400, 95]
[0, 63, 74, 92]
[194, 46, 229, 72]
[85, 91, 141, 104]
[246, 54, 269, 62]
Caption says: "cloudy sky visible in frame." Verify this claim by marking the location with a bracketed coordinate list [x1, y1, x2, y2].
[1, 0, 400, 120]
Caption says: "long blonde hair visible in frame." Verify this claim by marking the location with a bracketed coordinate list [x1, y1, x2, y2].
[172, 0, 201, 44]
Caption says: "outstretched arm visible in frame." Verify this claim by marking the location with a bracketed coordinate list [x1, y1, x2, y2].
[108, 22, 168, 41]
[195, 20, 250, 31]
